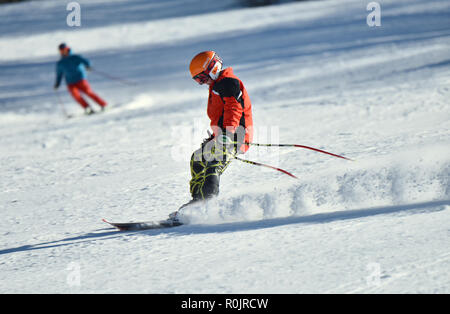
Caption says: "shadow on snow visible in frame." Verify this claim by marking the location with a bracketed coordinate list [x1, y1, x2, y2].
[1, 199, 448, 256]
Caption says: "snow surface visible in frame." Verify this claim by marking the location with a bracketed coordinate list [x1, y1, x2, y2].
[0, 0, 449, 293]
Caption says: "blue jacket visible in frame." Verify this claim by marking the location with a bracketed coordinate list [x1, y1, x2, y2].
[55, 52, 91, 87]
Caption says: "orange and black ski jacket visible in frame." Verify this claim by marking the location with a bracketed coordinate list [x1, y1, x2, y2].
[207, 67, 253, 153]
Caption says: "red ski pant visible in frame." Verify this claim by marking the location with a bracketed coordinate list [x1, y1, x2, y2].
[67, 79, 106, 109]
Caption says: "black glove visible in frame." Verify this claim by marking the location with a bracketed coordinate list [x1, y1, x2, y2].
[202, 131, 215, 146]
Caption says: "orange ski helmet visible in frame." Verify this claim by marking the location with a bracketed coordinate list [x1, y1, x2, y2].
[189, 51, 223, 84]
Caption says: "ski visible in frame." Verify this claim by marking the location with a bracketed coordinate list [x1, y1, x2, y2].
[102, 218, 182, 231]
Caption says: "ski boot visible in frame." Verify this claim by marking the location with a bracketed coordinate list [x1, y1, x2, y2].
[84, 107, 95, 115]
[167, 199, 203, 225]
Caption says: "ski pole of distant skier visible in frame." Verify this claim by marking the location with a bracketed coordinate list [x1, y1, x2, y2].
[234, 156, 298, 179]
[89, 67, 137, 86]
[54, 89, 69, 118]
[245, 142, 353, 161]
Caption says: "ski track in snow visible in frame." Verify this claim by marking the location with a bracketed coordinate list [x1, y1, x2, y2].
[0, 0, 449, 293]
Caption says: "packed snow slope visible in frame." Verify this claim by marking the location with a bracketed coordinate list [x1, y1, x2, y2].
[0, 0, 449, 293]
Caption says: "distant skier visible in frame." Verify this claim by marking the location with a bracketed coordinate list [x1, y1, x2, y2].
[54, 43, 107, 114]
[171, 51, 253, 220]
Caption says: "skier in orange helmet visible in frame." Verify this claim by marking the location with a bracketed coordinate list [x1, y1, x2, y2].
[180, 51, 254, 210]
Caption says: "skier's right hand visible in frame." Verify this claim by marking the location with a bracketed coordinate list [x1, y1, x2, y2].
[202, 131, 215, 145]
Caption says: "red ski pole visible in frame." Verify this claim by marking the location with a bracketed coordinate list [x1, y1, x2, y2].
[245, 142, 353, 161]
[234, 156, 298, 179]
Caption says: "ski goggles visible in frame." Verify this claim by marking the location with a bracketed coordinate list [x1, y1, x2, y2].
[192, 56, 222, 84]
[192, 71, 210, 85]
